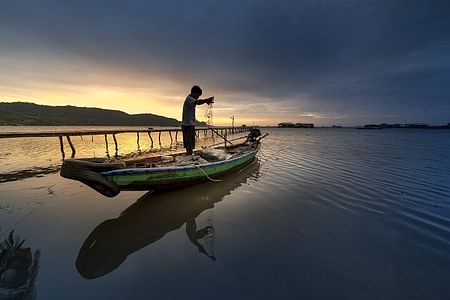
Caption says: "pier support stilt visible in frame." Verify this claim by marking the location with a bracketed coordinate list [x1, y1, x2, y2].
[66, 136, 76, 158]
[104, 134, 110, 158]
[148, 132, 153, 148]
[136, 132, 141, 152]
[112, 134, 119, 157]
[59, 136, 65, 159]
[225, 130, 227, 148]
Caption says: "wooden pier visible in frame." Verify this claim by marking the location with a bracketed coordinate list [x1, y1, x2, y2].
[0, 126, 250, 158]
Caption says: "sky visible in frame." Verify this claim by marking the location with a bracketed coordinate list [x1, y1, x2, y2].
[1, 0, 449, 126]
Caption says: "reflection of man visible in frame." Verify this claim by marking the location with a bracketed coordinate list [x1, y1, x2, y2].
[186, 219, 216, 261]
[181, 85, 214, 155]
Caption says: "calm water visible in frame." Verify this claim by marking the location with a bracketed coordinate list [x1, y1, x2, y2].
[0, 127, 449, 299]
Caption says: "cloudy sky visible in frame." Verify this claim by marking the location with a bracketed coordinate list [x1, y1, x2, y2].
[1, 0, 449, 125]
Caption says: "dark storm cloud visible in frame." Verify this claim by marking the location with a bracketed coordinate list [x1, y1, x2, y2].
[1, 0, 450, 124]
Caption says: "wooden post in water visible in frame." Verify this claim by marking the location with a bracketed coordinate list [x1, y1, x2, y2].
[104, 134, 110, 158]
[169, 131, 173, 144]
[59, 136, 65, 159]
[158, 132, 162, 146]
[66, 135, 76, 157]
[175, 131, 178, 144]
[136, 132, 141, 152]
[224, 130, 227, 148]
[148, 132, 153, 148]
[112, 134, 119, 157]
[230, 115, 235, 134]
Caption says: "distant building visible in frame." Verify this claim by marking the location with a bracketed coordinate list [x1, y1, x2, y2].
[355, 122, 450, 129]
[295, 123, 314, 128]
[405, 123, 428, 128]
[278, 122, 295, 128]
[278, 122, 314, 128]
[386, 124, 403, 128]
[357, 124, 383, 129]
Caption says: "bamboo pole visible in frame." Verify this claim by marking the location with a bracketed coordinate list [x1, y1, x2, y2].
[203, 136, 247, 148]
[209, 127, 233, 145]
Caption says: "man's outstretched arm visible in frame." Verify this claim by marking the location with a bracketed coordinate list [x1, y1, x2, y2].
[195, 96, 214, 105]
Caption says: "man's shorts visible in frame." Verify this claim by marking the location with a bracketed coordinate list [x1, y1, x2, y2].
[181, 125, 195, 151]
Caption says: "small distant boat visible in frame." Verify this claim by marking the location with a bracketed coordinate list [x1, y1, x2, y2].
[60, 129, 267, 197]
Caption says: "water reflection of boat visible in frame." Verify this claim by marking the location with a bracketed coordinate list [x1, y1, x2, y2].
[0, 231, 40, 300]
[76, 161, 260, 279]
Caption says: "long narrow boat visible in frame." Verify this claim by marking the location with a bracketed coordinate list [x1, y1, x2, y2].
[60, 130, 267, 197]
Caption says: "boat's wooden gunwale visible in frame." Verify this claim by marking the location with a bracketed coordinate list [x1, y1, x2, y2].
[114, 150, 257, 190]
[102, 147, 257, 176]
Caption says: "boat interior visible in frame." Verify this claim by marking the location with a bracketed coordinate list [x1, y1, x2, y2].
[120, 142, 257, 168]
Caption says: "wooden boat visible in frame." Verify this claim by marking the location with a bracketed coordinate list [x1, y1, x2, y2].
[60, 130, 267, 197]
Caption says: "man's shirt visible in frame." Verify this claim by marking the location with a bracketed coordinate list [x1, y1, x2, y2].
[182, 95, 197, 126]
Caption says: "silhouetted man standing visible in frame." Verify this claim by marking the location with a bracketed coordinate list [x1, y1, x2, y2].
[181, 86, 214, 155]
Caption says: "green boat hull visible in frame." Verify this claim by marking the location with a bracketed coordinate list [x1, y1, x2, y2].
[104, 150, 257, 191]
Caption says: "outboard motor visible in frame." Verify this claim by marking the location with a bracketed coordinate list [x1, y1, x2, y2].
[247, 128, 261, 143]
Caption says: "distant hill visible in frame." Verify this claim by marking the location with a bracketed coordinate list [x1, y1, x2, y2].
[0, 102, 207, 126]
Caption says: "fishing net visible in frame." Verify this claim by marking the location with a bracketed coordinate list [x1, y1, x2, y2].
[205, 103, 214, 126]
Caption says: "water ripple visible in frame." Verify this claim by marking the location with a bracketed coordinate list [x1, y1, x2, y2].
[258, 129, 450, 257]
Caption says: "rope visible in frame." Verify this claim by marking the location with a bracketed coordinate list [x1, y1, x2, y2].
[258, 147, 271, 162]
[194, 164, 222, 182]
[1, 202, 43, 236]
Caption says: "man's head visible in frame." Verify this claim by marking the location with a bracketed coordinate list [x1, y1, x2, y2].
[190, 85, 202, 99]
